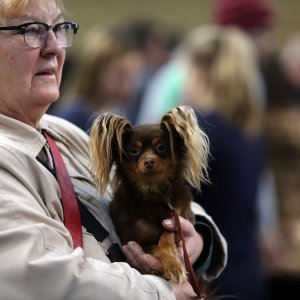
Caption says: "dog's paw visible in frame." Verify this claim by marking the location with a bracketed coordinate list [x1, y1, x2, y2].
[163, 260, 187, 284]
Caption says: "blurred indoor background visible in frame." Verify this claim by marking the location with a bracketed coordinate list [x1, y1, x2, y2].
[64, 0, 299, 52]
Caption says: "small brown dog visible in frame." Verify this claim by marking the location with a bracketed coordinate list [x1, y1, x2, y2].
[89, 106, 209, 284]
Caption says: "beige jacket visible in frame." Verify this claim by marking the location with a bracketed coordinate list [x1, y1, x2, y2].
[0, 113, 227, 300]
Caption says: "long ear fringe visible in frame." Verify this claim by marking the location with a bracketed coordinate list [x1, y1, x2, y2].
[161, 106, 210, 191]
[89, 113, 131, 194]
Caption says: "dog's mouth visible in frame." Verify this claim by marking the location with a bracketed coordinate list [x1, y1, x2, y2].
[139, 167, 162, 177]
[137, 169, 171, 186]
[140, 171, 159, 181]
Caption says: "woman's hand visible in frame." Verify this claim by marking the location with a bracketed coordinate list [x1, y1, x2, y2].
[122, 241, 164, 275]
[170, 281, 204, 299]
[163, 216, 204, 265]
[122, 217, 205, 299]
[123, 216, 203, 274]
[122, 241, 204, 300]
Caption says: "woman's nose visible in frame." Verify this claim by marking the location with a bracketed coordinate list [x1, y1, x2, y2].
[40, 30, 64, 55]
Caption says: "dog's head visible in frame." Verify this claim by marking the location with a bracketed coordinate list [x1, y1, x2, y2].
[89, 106, 209, 195]
[118, 123, 184, 190]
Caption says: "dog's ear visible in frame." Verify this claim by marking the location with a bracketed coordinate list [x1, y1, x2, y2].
[161, 106, 209, 191]
[89, 113, 132, 194]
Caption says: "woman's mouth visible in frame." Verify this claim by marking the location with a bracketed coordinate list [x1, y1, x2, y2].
[36, 70, 55, 76]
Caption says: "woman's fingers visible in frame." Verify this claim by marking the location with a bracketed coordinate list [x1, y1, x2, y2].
[122, 241, 164, 274]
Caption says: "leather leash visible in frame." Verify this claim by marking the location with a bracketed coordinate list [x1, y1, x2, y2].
[169, 203, 206, 299]
[43, 131, 83, 249]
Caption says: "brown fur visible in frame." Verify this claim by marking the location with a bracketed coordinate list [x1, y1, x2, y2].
[89, 106, 209, 284]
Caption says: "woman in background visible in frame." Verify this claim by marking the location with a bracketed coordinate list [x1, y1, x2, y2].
[183, 25, 268, 300]
[265, 34, 300, 300]
[53, 24, 143, 131]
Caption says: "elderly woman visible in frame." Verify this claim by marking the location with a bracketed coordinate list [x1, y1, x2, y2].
[0, 1, 227, 299]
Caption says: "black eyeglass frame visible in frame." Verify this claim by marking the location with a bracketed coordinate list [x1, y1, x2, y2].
[0, 21, 79, 48]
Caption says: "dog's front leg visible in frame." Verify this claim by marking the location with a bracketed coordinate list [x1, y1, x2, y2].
[149, 231, 187, 284]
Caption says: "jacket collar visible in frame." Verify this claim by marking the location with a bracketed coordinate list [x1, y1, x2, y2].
[0, 113, 65, 158]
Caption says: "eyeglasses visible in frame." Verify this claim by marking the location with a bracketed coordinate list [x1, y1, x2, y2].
[0, 21, 79, 48]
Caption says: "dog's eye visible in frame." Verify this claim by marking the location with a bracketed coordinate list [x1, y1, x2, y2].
[156, 143, 167, 153]
[129, 147, 141, 157]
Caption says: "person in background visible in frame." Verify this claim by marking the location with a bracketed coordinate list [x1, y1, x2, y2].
[52, 23, 143, 131]
[280, 35, 300, 105]
[135, 37, 188, 125]
[112, 18, 177, 124]
[182, 24, 268, 300]
[0, 0, 227, 299]
[264, 34, 300, 300]
[214, 0, 286, 282]
[213, 0, 288, 108]
[136, 0, 279, 124]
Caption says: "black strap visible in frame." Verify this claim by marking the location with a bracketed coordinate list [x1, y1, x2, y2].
[77, 200, 125, 262]
[36, 147, 124, 261]
[36, 156, 56, 177]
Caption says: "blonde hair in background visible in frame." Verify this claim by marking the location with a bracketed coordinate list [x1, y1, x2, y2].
[0, 0, 65, 23]
[182, 24, 264, 136]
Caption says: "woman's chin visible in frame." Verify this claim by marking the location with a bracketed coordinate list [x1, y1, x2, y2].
[35, 89, 60, 106]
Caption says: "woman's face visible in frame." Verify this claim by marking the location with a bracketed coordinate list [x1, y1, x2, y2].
[0, 0, 65, 127]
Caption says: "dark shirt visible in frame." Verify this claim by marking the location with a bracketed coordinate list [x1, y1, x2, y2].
[51, 99, 96, 133]
[195, 111, 266, 300]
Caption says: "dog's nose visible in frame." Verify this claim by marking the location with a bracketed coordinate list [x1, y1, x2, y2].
[144, 158, 155, 169]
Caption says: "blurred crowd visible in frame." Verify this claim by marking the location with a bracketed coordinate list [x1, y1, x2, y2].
[49, 0, 300, 299]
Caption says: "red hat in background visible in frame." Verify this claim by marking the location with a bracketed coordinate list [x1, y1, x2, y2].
[214, 0, 275, 31]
